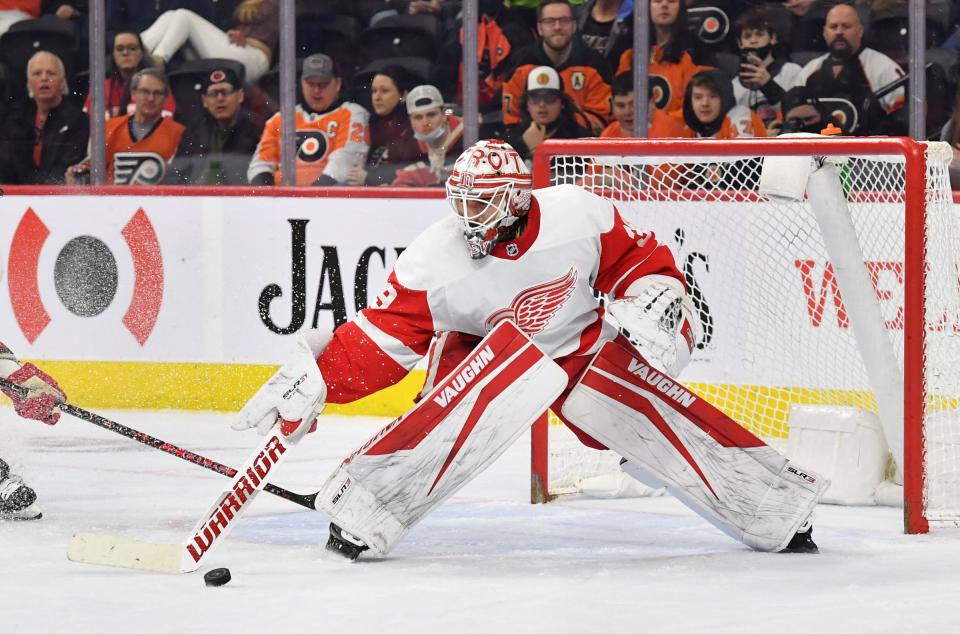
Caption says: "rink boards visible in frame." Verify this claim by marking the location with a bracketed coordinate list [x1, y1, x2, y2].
[0, 186, 954, 418]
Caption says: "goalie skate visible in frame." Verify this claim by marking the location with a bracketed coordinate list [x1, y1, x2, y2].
[325, 523, 369, 561]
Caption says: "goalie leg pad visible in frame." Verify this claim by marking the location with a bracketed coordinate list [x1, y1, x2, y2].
[317, 321, 567, 556]
[562, 340, 829, 552]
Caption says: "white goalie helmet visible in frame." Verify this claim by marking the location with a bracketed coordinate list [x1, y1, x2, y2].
[446, 139, 532, 259]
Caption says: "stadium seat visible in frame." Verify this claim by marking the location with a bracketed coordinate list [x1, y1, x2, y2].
[789, 50, 823, 68]
[359, 14, 441, 66]
[257, 58, 304, 107]
[167, 58, 246, 124]
[338, 0, 403, 27]
[0, 16, 78, 102]
[297, 13, 361, 80]
[867, 12, 948, 58]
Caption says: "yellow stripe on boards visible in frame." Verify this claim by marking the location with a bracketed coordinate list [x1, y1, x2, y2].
[6, 361, 426, 417]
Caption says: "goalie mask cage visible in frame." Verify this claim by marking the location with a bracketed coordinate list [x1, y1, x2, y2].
[530, 137, 960, 534]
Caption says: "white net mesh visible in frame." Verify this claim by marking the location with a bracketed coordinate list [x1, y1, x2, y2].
[540, 140, 960, 526]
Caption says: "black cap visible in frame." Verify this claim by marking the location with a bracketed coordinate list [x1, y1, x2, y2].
[201, 67, 243, 92]
[781, 85, 820, 114]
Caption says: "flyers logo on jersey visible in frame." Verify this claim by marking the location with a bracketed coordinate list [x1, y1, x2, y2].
[484, 268, 578, 336]
[297, 130, 328, 163]
[113, 152, 166, 185]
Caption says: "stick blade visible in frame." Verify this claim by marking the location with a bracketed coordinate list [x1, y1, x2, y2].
[67, 532, 188, 573]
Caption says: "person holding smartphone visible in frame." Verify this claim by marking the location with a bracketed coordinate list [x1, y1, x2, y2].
[731, 7, 802, 132]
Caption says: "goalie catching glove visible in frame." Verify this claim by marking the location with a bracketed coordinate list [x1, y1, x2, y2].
[231, 330, 331, 437]
[606, 275, 701, 377]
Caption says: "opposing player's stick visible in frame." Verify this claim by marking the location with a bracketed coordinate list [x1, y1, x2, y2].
[0, 376, 318, 510]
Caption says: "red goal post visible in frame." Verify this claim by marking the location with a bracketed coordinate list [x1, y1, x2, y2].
[530, 137, 958, 535]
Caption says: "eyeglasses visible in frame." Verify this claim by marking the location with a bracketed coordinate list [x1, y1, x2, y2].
[539, 16, 575, 28]
[134, 88, 166, 98]
[114, 45, 141, 53]
[528, 92, 560, 105]
[204, 87, 238, 99]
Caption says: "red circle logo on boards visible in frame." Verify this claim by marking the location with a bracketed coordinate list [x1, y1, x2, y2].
[8, 207, 164, 345]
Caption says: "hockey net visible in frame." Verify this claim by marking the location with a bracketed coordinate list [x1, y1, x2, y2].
[530, 137, 960, 533]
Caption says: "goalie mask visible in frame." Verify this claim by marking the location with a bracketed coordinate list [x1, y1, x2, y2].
[446, 140, 532, 259]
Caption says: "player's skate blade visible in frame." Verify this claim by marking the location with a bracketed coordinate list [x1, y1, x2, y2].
[780, 524, 818, 554]
[325, 523, 369, 561]
[0, 460, 41, 520]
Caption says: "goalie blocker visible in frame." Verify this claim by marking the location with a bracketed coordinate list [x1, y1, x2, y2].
[562, 340, 829, 552]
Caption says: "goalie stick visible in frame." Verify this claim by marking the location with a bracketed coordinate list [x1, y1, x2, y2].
[0, 376, 318, 510]
[68, 415, 317, 573]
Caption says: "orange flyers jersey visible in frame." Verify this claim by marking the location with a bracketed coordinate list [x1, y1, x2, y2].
[719, 106, 767, 138]
[316, 184, 683, 404]
[501, 42, 612, 132]
[690, 105, 767, 139]
[600, 109, 690, 138]
[248, 102, 370, 186]
[105, 115, 185, 185]
[617, 46, 706, 118]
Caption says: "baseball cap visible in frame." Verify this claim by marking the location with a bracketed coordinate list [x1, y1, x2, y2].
[301, 54, 337, 81]
[201, 66, 243, 92]
[526, 66, 561, 93]
[406, 84, 444, 114]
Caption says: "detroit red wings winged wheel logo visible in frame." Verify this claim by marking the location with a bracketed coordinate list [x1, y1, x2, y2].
[485, 268, 578, 336]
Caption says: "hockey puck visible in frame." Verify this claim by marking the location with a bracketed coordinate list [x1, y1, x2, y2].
[203, 568, 231, 587]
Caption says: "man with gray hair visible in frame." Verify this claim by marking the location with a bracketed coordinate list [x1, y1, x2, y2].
[0, 50, 88, 184]
[67, 67, 185, 185]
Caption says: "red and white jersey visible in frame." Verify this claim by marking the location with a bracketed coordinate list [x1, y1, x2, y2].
[318, 184, 683, 404]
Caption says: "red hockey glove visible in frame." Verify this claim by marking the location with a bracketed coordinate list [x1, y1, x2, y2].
[2, 363, 66, 425]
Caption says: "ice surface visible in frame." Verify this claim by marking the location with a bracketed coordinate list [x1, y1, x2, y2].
[2, 408, 960, 633]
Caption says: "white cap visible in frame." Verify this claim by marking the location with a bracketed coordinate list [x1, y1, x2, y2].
[406, 84, 444, 114]
[526, 66, 561, 92]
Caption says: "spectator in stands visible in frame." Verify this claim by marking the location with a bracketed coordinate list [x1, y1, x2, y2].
[505, 65, 593, 161]
[66, 68, 185, 185]
[84, 31, 176, 120]
[391, 84, 464, 187]
[771, 84, 840, 135]
[732, 6, 803, 131]
[502, 0, 612, 134]
[799, 3, 906, 135]
[248, 54, 369, 186]
[345, 65, 420, 186]
[0, 0, 39, 38]
[167, 65, 259, 185]
[0, 51, 88, 184]
[616, 0, 704, 119]
[435, 0, 532, 115]
[682, 68, 766, 138]
[577, 0, 633, 68]
[140, 0, 277, 83]
[601, 71, 688, 138]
